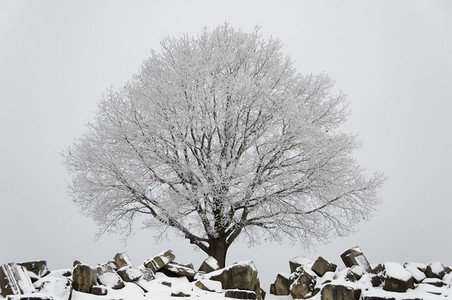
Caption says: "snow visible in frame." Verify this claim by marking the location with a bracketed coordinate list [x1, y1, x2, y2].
[404, 262, 426, 282]
[289, 256, 311, 266]
[384, 262, 413, 281]
[205, 256, 219, 270]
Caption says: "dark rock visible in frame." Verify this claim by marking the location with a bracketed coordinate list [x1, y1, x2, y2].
[208, 262, 258, 291]
[371, 264, 384, 274]
[171, 291, 191, 297]
[143, 250, 175, 272]
[270, 273, 293, 295]
[5, 297, 54, 300]
[422, 278, 446, 287]
[114, 252, 133, 268]
[311, 256, 337, 277]
[290, 270, 318, 299]
[362, 297, 396, 300]
[0, 263, 36, 297]
[198, 256, 220, 273]
[73, 260, 81, 268]
[72, 264, 97, 293]
[117, 266, 142, 282]
[195, 280, 222, 292]
[289, 256, 311, 274]
[18, 261, 50, 278]
[161, 262, 197, 281]
[321, 284, 361, 300]
[225, 289, 256, 299]
[370, 274, 383, 287]
[425, 262, 445, 279]
[383, 262, 414, 293]
[91, 285, 108, 296]
[340, 247, 372, 272]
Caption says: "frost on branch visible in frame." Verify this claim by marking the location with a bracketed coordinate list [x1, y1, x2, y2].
[63, 24, 384, 267]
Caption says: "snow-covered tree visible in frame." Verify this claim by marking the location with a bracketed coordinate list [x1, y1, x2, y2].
[63, 24, 384, 268]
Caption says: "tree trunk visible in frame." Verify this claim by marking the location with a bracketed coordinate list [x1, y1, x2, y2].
[205, 238, 229, 268]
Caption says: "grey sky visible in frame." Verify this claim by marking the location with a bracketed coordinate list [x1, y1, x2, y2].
[1, 0, 451, 288]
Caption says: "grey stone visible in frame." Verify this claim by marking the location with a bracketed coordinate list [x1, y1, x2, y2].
[143, 250, 175, 272]
[225, 290, 256, 299]
[117, 266, 142, 282]
[198, 256, 220, 273]
[0, 263, 36, 297]
[161, 262, 197, 281]
[114, 252, 133, 268]
[270, 273, 293, 295]
[18, 261, 50, 278]
[289, 257, 312, 274]
[311, 256, 337, 277]
[340, 247, 372, 272]
[208, 262, 258, 291]
[72, 264, 97, 293]
[290, 270, 318, 299]
[91, 285, 108, 296]
[321, 284, 361, 300]
[425, 262, 445, 279]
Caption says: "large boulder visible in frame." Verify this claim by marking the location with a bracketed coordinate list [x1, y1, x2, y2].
[207, 262, 259, 293]
[404, 262, 426, 283]
[311, 256, 337, 277]
[0, 263, 36, 297]
[161, 262, 197, 281]
[289, 256, 312, 273]
[18, 261, 50, 278]
[425, 262, 445, 279]
[72, 264, 97, 293]
[143, 250, 175, 272]
[270, 273, 293, 295]
[114, 252, 133, 268]
[340, 247, 372, 272]
[96, 264, 124, 289]
[290, 269, 318, 299]
[117, 266, 143, 282]
[383, 262, 414, 293]
[321, 284, 361, 300]
[225, 289, 256, 299]
[198, 256, 220, 273]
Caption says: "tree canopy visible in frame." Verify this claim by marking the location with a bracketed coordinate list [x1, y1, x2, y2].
[63, 24, 384, 267]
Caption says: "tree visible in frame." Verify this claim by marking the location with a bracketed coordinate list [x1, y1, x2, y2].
[63, 24, 384, 268]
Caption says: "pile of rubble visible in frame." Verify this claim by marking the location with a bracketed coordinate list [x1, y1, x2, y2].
[0, 250, 263, 300]
[269, 246, 452, 299]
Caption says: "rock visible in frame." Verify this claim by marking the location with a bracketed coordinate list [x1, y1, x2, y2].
[161, 262, 197, 281]
[321, 284, 361, 300]
[311, 256, 337, 277]
[91, 285, 108, 296]
[423, 278, 446, 287]
[425, 262, 445, 279]
[140, 268, 155, 281]
[289, 256, 312, 273]
[340, 247, 372, 272]
[143, 250, 175, 272]
[97, 269, 124, 289]
[208, 261, 261, 298]
[383, 262, 414, 293]
[114, 252, 133, 268]
[270, 273, 293, 295]
[117, 266, 142, 282]
[198, 256, 220, 273]
[0, 263, 36, 297]
[72, 264, 97, 293]
[4, 296, 55, 300]
[371, 264, 384, 274]
[195, 279, 222, 292]
[225, 289, 256, 299]
[404, 262, 426, 283]
[370, 274, 383, 287]
[18, 261, 50, 278]
[171, 291, 191, 297]
[290, 269, 318, 299]
[362, 297, 396, 300]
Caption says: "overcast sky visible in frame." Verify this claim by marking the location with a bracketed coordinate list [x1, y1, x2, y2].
[1, 0, 451, 289]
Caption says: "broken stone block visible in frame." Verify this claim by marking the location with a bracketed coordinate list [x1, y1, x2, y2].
[195, 279, 222, 292]
[97, 269, 124, 289]
[311, 256, 337, 277]
[143, 250, 175, 272]
[425, 262, 445, 279]
[383, 262, 414, 292]
[117, 266, 142, 282]
[198, 256, 220, 273]
[207, 261, 258, 291]
[289, 270, 318, 299]
[18, 261, 50, 278]
[114, 252, 133, 268]
[171, 291, 191, 297]
[0, 263, 36, 297]
[404, 262, 426, 283]
[161, 262, 197, 281]
[72, 264, 97, 293]
[225, 289, 256, 299]
[423, 278, 446, 287]
[91, 285, 108, 296]
[340, 247, 372, 272]
[5, 296, 55, 300]
[321, 284, 361, 300]
[140, 268, 155, 281]
[270, 273, 293, 295]
[289, 256, 312, 273]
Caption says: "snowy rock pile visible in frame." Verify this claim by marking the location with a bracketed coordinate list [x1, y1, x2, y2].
[269, 246, 452, 299]
[2, 246, 452, 300]
[0, 250, 262, 300]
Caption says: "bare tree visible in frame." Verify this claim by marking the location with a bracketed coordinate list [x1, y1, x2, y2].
[63, 24, 384, 268]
